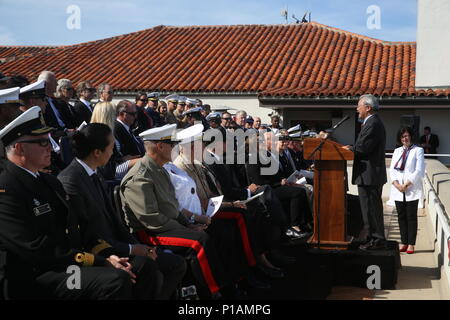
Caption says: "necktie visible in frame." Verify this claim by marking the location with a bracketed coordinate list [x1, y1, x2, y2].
[91, 173, 106, 204]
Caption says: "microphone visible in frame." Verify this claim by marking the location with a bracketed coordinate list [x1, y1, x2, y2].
[325, 115, 350, 134]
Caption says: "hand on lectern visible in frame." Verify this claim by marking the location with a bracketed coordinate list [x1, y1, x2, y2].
[342, 145, 352, 151]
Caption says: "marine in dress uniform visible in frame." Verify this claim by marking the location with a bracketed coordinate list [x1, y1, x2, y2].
[119, 124, 231, 297]
[0, 107, 132, 299]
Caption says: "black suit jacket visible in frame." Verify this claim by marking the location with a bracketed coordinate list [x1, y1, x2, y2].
[114, 120, 145, 157]
[351, 114, 387, 186]
[245, 151, 284, 188]
[134, 107, 153, 136]
[71, 100, 93, 126]
[58, 159, 137, 257]
[420, 133, 439, 154]
[208, 158, 249, 201]
[0, 161, 107, 297]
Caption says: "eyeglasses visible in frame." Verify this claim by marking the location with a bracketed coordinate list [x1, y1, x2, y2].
[19, 138, 51, 147]
[222, 117, 231, 121]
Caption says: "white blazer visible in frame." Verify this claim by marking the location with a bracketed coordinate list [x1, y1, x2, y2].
[163, 162, 203, 215]
[389, 145, 425, 202]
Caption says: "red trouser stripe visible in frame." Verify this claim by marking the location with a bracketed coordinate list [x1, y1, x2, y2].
[214, 211, 257, 266]
[137, 231, 220, 294]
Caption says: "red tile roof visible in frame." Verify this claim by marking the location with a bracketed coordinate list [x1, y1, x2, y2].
[0, 22, 448, 98]
[0, 46, 58, 64]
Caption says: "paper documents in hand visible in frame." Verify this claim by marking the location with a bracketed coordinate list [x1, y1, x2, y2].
[242, 191, 264, 204]
[206, 195, 224, 217]
[286, 170, 314, 184]
[77, 121, 88, 131]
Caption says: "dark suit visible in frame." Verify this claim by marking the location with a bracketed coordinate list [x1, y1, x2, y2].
[0, 161, 132, 299]
[246, 150, 311, 230]
[58, 159, 186, 299]
[351, 113, 387, 242]
[114, 120, 145, 157]
[134, 107, 153, 136]
[71, 100, 93, 127]
[420, 133, 439, 157]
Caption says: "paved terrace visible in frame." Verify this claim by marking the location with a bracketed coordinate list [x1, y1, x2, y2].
[328, 159, 450, 300]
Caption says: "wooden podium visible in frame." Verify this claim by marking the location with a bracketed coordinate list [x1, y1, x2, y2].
[303, 138, 354, 250]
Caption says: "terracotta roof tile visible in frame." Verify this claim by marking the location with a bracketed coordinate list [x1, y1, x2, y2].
[0, 22, 448, 97]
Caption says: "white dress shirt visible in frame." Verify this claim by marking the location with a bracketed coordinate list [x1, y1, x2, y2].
[389, 145, 425, 202]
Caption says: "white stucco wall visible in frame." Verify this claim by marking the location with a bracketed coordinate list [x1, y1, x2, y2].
[416, 0, 450, 88]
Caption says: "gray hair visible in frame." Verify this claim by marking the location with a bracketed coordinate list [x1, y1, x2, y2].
[37, 70, 55, 82]
[359, 94, 379, 111]
[55, 79, 72, 97]
[236, 110, 247, 118]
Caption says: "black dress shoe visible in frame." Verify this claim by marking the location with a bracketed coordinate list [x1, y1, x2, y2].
[257, 264, 285, 279]
[286, 228, 311, 240]
[359, 239, 386, 251]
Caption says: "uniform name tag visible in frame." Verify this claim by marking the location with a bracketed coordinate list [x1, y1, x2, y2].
[33, 203, 52, 216]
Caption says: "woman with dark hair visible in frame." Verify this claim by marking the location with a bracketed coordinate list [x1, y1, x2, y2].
[389, 126, 425, 254]
[58, 123, 187, 299]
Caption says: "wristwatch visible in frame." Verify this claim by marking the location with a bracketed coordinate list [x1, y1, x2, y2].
[190, 214, 196, 224]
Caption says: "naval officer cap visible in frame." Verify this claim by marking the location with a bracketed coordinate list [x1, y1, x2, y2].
[287, 124, 302, 133]
[176, 124, 204, 145]
[185, 98, 197, 105]
[206, 112, 221, 121]
[147, 92, 160, 101]
[19, 80, 46, 99]
[177, 96, 187, 105]
[182, 106, 202, 117]
[0, 87, 21, 105]
[165, 94, 179, 103]
[139, 123, 178, 142]
[0, 106, 53, 146]
[289, 132, 303, 140]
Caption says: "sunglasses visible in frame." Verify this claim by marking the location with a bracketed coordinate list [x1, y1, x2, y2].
[222, 117, 231, 121]
[139, 99, 148, 102]
[19, 138, 51, 147]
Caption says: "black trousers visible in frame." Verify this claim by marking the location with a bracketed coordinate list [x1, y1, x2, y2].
[395, 196, 419, 245]
[155, 250, 187, 300]
[128, 255, 161, 300]
[358, 185, 385, 241]
[34, 267, 132, 300]
[274, 185, 312, 229]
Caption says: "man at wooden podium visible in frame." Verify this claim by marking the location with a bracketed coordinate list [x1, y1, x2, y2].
[343, 94, 387, 250]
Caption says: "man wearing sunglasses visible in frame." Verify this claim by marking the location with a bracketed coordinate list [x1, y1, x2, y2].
[0, 107, 133, 299]
[72, 80, 96, 126]
[134, 92, 153, 135]
[115, 100, 145, 158]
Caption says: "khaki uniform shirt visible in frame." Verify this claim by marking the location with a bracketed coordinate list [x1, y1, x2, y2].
[120, 155, 188, 233]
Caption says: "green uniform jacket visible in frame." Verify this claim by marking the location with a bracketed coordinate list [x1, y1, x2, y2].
[120, 155, 189, 234]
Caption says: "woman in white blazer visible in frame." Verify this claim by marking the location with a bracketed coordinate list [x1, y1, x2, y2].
[389, 127, 425, 254]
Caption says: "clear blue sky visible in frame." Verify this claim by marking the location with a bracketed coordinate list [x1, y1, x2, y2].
[0, 0, 417, 46]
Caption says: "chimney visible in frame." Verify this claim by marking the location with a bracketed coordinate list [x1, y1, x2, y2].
[416, 0, 450, 89]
